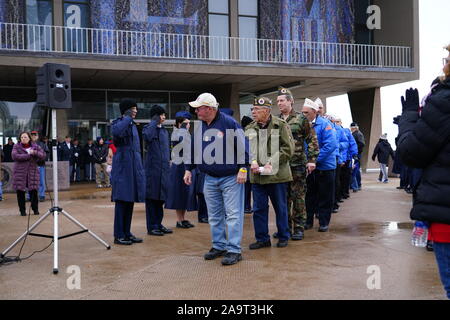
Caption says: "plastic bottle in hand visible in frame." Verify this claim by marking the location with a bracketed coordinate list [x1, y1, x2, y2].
[411, 221, 428, 247]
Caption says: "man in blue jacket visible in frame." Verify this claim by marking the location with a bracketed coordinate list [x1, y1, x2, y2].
[341, 123, 358, 199]
[302, 99, 337, 232]
[111, 99, 146, 245]
[184, 93, 249, 266]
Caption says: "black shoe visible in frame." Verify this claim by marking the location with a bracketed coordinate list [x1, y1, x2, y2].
[249, 240, 271, 250]
[343, 195, 349, 199]
[20, 211, 26, 216]
[338, 199, 344, 203]
[221, 252, 242, 265]
[291, 230, 304, 241]
[244, 209, 253, 214]
[127, 235, 143, 243]
[426, 240, 434, 252]
[277, 240, 288, 248]
[34, 211, 39, 215]
[304, 223, 313, 230]
[176, 221, 190, 229]
[318, 225, 329, 232]
[332, 208, 339, 213]
[204, 248, 227, 260]
[182, 220, 195, 228]
[352, 189, 358, 193]
[198, 217, 209, 223]
[114, 238, 133, 245]
[159, 225, 173, 234]
[39, 197, 45, 202]
[272, 232, 279, 239]
[148, 229, 164, 236]
[396, 186, 405, 190]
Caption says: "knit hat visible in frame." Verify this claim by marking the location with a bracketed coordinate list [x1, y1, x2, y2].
[150, 105, 166, 118]
[303, 98, 319, 111]
[350, 122, 358, 128]
[119, 98, 137, 115]
[220, 108, 234, 116]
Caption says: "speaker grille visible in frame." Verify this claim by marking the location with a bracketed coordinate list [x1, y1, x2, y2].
[54, 88, 67, 102]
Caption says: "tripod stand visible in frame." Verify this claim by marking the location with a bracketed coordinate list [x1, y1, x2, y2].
[1, 109, 110, 274]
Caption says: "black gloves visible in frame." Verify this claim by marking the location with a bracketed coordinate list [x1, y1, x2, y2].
[401, 88, 419, 113]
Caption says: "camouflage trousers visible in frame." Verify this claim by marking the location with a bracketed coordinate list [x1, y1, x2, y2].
[287, 167, 307, 233]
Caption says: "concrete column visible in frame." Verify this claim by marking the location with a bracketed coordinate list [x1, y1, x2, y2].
[348, 88, 382, 171]
[229, 0, 239, 60]
[53, 0, 64, 51]
[210, 83, 240, 120]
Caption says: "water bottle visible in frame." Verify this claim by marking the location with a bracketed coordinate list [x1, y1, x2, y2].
[411, 221, 428, 247]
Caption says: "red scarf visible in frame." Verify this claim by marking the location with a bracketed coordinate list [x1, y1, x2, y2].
[21, 143, 31, 148]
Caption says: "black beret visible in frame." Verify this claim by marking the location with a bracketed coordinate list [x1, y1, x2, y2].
[150, 105, 166, 118]
[120, 98, 137, 115]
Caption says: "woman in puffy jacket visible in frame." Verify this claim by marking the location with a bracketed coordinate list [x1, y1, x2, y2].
[397, 44, 450, 299]
[12, 132, 45, 216]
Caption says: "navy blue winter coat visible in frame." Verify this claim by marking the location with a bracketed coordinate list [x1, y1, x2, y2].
[111, 116, 146, 203]
[143, 119, 170, 201]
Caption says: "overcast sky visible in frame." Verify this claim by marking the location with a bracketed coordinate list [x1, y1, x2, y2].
[326, 0, 450, 149]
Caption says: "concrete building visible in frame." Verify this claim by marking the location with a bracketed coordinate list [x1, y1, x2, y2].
[0, 0, 419, 170]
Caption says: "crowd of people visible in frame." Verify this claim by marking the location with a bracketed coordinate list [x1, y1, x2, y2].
[107, 87, 367, 267]
[1, 44, 448, 298]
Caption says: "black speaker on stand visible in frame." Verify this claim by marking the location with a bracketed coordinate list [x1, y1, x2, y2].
[1, 63, 110, 274]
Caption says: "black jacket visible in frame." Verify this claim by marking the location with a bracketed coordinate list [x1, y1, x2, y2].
[82, 143, 95, 164]
[3, 143, 14, 162]
[352, 130, 365, 154]
[58, 142, 72, 161]
[397, 77, 450, 224]
[371, 139, 395, 164]
[70, 144, 82, 165]
[93, 143, 109, 164]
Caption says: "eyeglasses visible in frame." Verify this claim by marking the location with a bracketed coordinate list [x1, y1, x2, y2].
[250, 107, 270, 112]
[443, 57, 450, 66]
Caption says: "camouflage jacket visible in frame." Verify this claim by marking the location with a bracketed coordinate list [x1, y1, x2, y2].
[280, 111, 319, 167]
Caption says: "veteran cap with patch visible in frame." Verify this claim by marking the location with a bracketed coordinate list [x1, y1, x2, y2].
[277, 86, 293, 99]
[253, 96, 272, 108]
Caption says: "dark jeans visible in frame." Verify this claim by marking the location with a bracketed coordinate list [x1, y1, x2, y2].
[306, 169, 336, 228]
[146, 199, 165, 231]
[197, 193, 208, 220]
[17, 190, 38, 214]
[252, 183, 289, 242]
[433, 242, 450, 299]
[114, 200, 134, 239]
[244, 180, 252, 211]
[340, 162, 351, 197]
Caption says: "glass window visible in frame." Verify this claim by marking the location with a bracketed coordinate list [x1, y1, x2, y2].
[208, 0, 229, 14]
[208, 14, 229, 60]
[26, 0, 53, 51]
[170, 92, 200, 119]
[238, 0, 258, 16]
[67, 90, 106, 121]
[239, 17, 257, 60]
[63, 1, 90, 52]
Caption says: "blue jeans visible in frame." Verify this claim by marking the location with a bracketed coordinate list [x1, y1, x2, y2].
[351, 159, 362, 190]
[433, 242, 450, 299]
[203, 174, 244, 254]
[252, 183, 289, 242]
[38, 166, 46, 199]
[0, 181, 3, 199]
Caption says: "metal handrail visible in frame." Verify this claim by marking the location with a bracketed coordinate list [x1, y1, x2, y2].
[0, 22, 412, 68]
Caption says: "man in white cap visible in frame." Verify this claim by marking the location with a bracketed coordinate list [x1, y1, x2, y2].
[184, 93, 249, 266]
[302, 99, 337, 232]
[315, 98, 325, 116]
